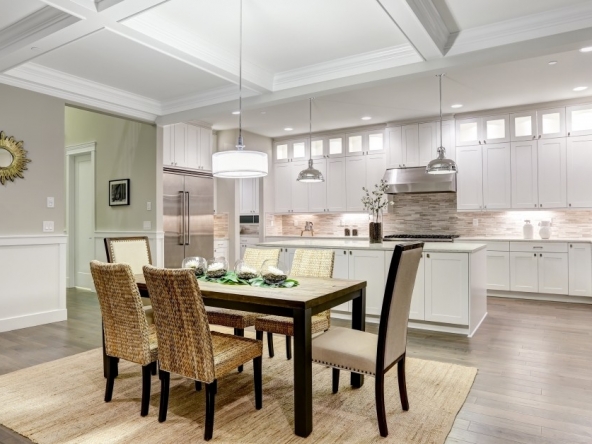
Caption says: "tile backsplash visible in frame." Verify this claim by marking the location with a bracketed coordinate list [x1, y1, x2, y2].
[266, 193, 592, 239]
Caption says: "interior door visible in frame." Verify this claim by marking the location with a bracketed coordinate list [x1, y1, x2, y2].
[163, 173, 185, 268]
[185, 175, 214, 262]
[74, 154, 94, 289]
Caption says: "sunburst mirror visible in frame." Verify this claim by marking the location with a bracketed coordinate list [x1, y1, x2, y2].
[0, 131, 31, 185]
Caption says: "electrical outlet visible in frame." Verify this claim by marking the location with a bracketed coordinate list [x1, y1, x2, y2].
[293, 220, 299, 227]
[43, 221, 54, 232]
[143, 221, 151, 230]
[47, 197, 54, 208]
[473, 218, 479, 227]
[146, 201, 152, 211]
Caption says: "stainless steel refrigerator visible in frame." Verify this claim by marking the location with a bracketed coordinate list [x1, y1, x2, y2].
[163, 170, 214, 267]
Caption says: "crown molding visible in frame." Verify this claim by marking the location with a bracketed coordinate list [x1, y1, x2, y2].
[0, 6, 79, 57]
[161, 85, 260, 115]
[273, 44, 422, 91]
[406, 0, 450, 54]
[1, 63, 160, 121]
[446, 1, 592, 56]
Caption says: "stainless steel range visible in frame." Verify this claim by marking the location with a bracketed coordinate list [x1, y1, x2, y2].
[383, 234, 460, 242]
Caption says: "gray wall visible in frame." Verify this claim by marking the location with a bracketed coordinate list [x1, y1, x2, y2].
[65, 107, 157, 231]
[0, 84, 65, 235]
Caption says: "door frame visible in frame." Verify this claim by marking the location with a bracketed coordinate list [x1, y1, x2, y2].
[66, 142, 96, 288]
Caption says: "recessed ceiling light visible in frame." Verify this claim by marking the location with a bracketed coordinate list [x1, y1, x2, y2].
[548, 61, 557, 65]
[231, 111, 240, 115]
[573, 86, 588, 92]
[451, 104, 463, 109]
[361, 116, 372, 121]
[580, 46, 592, 53]
[284, 127, 293, 131]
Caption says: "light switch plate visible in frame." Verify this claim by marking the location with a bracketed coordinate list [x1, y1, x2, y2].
[146, 201, 151, 211]
[47, 197, 54, 208]
[143, 221, 151, 230]
[43, 221, 54, 232]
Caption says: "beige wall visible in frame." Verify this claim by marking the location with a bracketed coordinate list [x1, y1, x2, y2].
[0, 85, 65, 235]
[65, 107, 157, 231]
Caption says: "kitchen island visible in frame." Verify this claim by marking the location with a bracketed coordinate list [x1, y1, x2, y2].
[257, 239, 487, 337]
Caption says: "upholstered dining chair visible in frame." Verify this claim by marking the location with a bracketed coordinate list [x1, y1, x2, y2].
[311, 242, 423, 437]
[206, 247, 280, 372]
[89, 261, 158, 417]
[143, 265, 263, 441]
[255, 248, 334, 360]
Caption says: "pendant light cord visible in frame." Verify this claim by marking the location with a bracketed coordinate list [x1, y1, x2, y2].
[439, 73, 444, 149]
[237, 0, 244, 149]
[309, 97, 313, 162]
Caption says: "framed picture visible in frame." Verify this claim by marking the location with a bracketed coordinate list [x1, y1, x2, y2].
[109, 179, 130, 206]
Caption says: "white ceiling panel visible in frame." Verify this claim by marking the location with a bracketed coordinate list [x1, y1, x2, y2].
[0, 0, 45, 32]
[124, 0, 410, 74]
[433, 0, 590, 33]
[203, 49, 592, 137]
[33, 29, 229, 101]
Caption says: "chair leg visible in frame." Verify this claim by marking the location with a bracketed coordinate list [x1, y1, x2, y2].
[234, 328, 245, 372]
[195, 381, 202, 391]
[256, 330, 263, 341]
[398, 355, 409, 411]
[375, 371, 388, 437]
[285, 335, 292, 360]
[253, 356, 262, 410]
[332, 368, 340, 394]
[141, 364, 151, 417]
[204, 380, 217, 441]
[151, 361, 157, 376]
[267, 332, 274, 358]
[104, 356, 117, 402]
[158, 370, 170, 423]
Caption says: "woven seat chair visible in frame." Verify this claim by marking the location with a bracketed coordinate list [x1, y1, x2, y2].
[143, 265, 263, 441]
[255, 249, 334, 360]
[103, 236, 154, 378]
[206, 247, 280, 372]
[312, 243, 423, 437]
[89, 261, 158, 417]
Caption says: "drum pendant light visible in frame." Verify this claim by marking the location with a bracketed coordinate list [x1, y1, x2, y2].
[297, 98, 324, 183]
[212, 0, 268, 178]
[426, 74, 458, 175]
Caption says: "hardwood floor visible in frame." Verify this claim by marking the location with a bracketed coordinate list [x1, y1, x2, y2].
[1, 289, 591, 443]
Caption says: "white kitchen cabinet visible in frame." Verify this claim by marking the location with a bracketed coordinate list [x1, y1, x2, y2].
[538, 252, 569, 295]
[537, 138, 567, 209]
[273, 163, 292, 213]
[163, 123, 212, 170]
[345, 156, 366, 211]
[274, 141, 289, 163]
[199, 128, 212, 171]
[456, 115, 509, 146]
[567, 135, 592, 208]
[239, 178, 259, 215]
[273, 139, 309, 163]
[386, 126, 403, 168]
[569, 243, 592, 297]
[307, 158, 327, 213]
[163, 125, 173, 166]
[482, 142, 511, 210]
[511, 140, 538, 209]
[346, 132, 365, 157]
[384, 249, 425, 321]
[282, 247, 296, 271]
[510, 111, 537, 142]
[328, 135, 345, 158]
[456, 118, 481, 147]
[326, 157, 347, 212]
[456, 145, 483, 210]
[424, 252, 469, 325]
[401, 124, 419, 167]
[290, 160, 310, 212]
[486, 251, 510, 291]
[510, 252, 538, 292]
[567, 104, 592, 137]
[214, 239, 229, 261]
[346, 130, 385, 157]
[310, 137, 325, 160]
[348, 249, 385, 316]
[418, 121, 438, 166]
[438, 120, 456, 161]
[538, 108, 565, 139]
[332, 249, 351, 312]
[366, 153, 387, 189]
[173, 123, 187, 167]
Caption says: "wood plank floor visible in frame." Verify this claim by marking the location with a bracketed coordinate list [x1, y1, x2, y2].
[1, 289, 591, 443]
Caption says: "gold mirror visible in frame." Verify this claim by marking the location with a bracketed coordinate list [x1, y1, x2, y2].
[0, 131, 31, 185]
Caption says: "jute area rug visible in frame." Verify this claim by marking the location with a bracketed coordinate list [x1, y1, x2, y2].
[0, 331, 476, 444]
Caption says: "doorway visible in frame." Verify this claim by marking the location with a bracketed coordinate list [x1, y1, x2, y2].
[66, 143, 96, 289]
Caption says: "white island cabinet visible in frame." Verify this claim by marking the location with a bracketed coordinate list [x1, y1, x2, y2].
[258, 239, 487, 337]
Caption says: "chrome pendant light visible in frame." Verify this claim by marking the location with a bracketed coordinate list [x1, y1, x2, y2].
[426, 74, 458, 175]
[297, 98, 324, 183]
[212, 0, 268, 178]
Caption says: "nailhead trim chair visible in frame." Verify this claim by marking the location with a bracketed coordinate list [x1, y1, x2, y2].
[255, 249, 334, 360]
[90, 261, 158, 417]
[206, 248, 280, 372]
[142, 265, 263, 441]
[311, 243, 424, 437]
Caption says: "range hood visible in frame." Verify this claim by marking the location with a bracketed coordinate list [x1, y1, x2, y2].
[383, 167, 456, 194]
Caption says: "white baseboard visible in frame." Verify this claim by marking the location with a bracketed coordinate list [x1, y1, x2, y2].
[489, 290, 592, 304]
[0, 309, 67, 333]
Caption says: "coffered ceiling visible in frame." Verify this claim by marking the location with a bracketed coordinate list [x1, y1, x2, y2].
[0, 0, 591, 133]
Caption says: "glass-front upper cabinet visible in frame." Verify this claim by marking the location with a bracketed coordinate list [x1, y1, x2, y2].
[483, 114, 510, 144]
[567, 104, 592, 137]
[346, 133, 364, 156]
[538, 107, 565, 139]
[291, 140, 308, 161]
[328, 135, 345, 158]
[456, 118, 480, 146]
[510, 111, 537, 141]
[273, 139, 309, 163]
[368, 132, 385, 153]
[310, 138, 325, 159]
[274, 142, 289, 163]
[310, 134, 346, 159]
[346, 130, 385, 156]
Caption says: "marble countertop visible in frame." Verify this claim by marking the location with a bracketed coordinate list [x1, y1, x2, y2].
[458, 237, 592, 243]
[257, 239, 486, 253]
[265, 235, 369, 240]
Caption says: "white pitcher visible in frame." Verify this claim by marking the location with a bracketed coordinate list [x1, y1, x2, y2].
[538, 221, 551, 239]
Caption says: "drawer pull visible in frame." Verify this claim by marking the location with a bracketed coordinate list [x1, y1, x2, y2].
[540, 254, 543, 257]
[534, 253, 536, 257]
[533, 246, 543, 249]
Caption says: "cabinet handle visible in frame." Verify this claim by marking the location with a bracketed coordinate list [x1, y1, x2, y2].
[534, 253, 536, 257]
[538, 135, 541, 139]
[534, 204, 537, 207]
[479, 141, 482, 145]
[532, 136, 536, 140]
[349, 251, 352, 255]
[540, 204, 542, 207]
[484, 140, 487, 144]
[570, 244, 573, 248]
[540, 254, 543, 257]
[343, 250, 346, 254]
[427, 254, 430, 258]
[568, 132, 571, 136]
[569, 203, 572, 207]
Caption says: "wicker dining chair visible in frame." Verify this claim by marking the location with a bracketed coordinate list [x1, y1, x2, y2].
[143, 265, 263, 441]
[206, 247, 280, 372]
[311, 243, 423, 437]
[89, 261, 158, 417]
[255, 249, 334, 360]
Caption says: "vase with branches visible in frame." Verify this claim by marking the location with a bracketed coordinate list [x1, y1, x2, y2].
[362, 179, 393, 243]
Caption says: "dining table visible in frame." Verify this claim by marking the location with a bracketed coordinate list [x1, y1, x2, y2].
[124, 274, 367, 438]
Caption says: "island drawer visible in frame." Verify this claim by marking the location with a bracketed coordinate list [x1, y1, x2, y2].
[510, 242, 568, 253]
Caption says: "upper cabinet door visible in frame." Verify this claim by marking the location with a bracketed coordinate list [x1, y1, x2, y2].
[567, 135, 592, 208]
[346, 133, 364, 157]
[326, 157, 347, 212]
[386, 126, 403, 168]
[163, 125, 174, 166]
[482, 114, 510, 144]
[199, 128, 212, 171]
[345, 156, 366, 211]
[456, 145, 483, 210]
[511, 140, 538, 209]
[307, 158, 327, 213]
[366, 153, 386, 191]
[173, 123, 187, 167]
[482, 142, 511, 210]
[327, 135, 345, 158]
[418, 121, 438, 166]
[239, 178, 255, 215]
[291, 140, 308, 162]
[510, 111, 537, 142]
[185, 124, 200, 169]
[367, 131, 385, 154]
[537, 138, 567, 209]
[274, 142, 289, 163]
[402, 124, 419, 167]
[566, 104, 592, 137]
[438, 120, 456, 161]
[291, 160, 310, 212]
[273, 163, 292, 212]
[456, 118, 481, 147]
[310, 138, 325, 160]
[538, 107, 565, 139]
